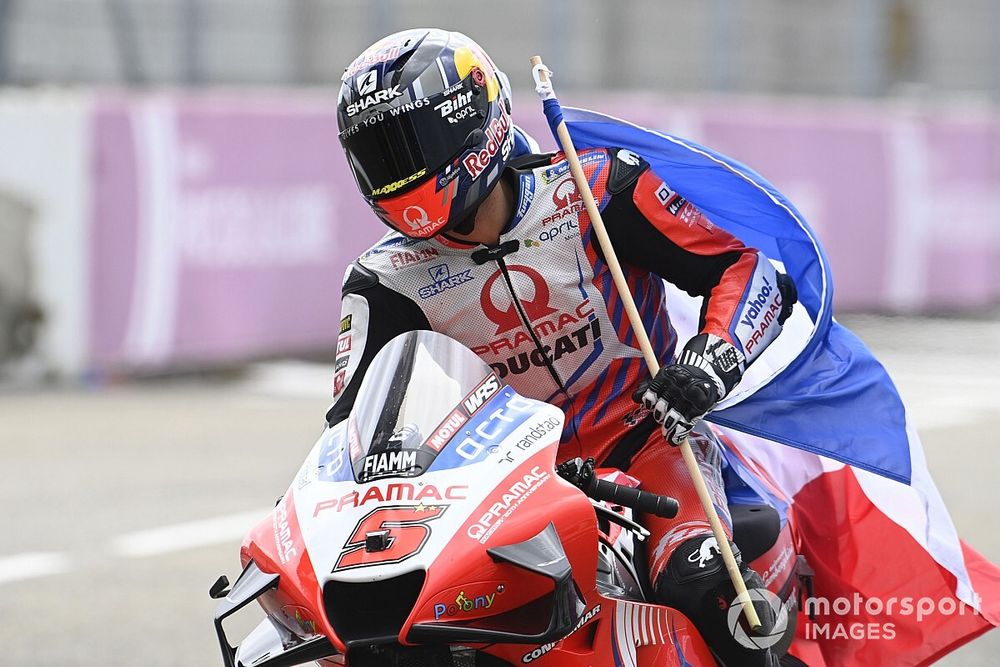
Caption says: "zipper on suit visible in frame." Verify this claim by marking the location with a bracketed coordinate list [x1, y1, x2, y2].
[494, 256, 571, 399]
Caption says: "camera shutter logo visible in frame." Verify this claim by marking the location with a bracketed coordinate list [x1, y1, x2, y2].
[727, 587, 789, 650]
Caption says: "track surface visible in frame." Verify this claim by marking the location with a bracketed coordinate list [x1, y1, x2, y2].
[1, 316, 997, 665]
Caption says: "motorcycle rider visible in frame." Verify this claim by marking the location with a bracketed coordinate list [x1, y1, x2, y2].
[329, 29, 796, 666]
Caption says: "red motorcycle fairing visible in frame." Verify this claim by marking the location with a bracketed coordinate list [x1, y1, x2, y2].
[404, 452, 596, 632]
[239, 491, 331, 646]
[213, 331, 798, 667]
[750, 521, 798, 598]
[483, 599, 717, 666]
[232, 445, 721, 666]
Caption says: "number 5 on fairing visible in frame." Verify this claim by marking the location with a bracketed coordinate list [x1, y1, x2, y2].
[333, 505, 448, 572]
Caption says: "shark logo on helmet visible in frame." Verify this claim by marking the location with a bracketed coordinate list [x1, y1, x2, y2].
[357, 70, 378, 95]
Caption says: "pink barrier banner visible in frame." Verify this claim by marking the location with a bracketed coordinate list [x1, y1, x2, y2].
[91, 95, 375, 370]
[89, 93, 1000, 371]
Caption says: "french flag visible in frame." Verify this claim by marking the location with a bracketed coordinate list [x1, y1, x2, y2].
[540, 101, 1000, 665]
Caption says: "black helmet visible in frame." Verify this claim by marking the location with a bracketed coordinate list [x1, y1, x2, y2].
[337, 29, 514, 238]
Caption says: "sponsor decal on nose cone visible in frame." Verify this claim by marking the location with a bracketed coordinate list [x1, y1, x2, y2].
[362, 450, 417, 476]
[313, 483, 468, 516]
[273, 495, 298, 564]
[466, 466, 551, 542]
[426, 408, 468, 452]
[433, 586, 503, 620]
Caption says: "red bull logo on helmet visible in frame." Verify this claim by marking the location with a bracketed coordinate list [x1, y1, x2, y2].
[462, 112, 513, 179]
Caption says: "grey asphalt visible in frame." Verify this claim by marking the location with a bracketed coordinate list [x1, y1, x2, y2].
[0, 315, 997, 665]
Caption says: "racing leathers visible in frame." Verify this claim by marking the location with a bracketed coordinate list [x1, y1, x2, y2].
[328, 147, 795, 665]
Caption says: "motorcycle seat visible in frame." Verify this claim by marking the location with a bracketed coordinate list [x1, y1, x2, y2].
[730, 503, 781, 564]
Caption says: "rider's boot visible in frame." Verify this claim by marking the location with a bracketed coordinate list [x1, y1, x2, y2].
[654, 535, 781, 667]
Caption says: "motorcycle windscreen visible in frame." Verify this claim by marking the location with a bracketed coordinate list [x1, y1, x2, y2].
[347, 331, 498, 484]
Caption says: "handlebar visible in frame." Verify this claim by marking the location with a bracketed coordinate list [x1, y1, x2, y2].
[556, 458, 679, 519]
[588, 476, 679, 519]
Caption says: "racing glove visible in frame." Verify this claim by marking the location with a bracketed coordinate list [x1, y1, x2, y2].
[633, 334, 745, 445]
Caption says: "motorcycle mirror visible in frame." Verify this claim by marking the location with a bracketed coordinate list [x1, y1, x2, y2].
[209, 575, 231, 599]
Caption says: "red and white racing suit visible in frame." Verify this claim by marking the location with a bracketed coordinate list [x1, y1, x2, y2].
[327, 147, 792, 586]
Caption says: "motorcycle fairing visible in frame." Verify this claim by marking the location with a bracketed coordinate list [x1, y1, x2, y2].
[488, 597, 716, 666]
[233, 620, 334, 667]
[294, 394, 567, 584]
[215, 560, 333, 667]
[408, 523, 586, 645]
[221, 332, 758, 665]
[238, 332, 597, 652]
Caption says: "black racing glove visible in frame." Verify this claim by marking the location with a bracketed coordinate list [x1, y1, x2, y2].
[633, 333, 746, 445]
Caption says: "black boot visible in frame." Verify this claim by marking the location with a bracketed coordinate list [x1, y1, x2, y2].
[654, 535, 782, 666]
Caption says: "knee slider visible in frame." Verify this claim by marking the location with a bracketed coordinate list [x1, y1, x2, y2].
[654, 535, 731, 615]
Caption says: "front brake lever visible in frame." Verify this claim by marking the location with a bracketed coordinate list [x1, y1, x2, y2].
[592, 502, 650, 541]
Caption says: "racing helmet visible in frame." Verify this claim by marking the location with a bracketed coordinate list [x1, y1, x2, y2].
[337, 29, 514, 238]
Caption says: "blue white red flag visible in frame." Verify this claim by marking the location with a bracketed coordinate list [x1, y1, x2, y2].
[537, 100, 1000, 664]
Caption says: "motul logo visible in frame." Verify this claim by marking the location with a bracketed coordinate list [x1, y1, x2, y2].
[428, 409, 468, 451]
[463, 374, 501, 414]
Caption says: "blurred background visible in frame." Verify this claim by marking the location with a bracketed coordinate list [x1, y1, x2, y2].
[0, 1, 998, 665]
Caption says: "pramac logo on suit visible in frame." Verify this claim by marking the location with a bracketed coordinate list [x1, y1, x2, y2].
[472, 264, 602, 378]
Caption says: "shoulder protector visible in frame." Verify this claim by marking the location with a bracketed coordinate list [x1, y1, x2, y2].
[606, 148, 649, 195]
[342, 262, 379, 296]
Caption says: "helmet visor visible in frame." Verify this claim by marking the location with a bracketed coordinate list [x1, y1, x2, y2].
[339, 76, 490, 199]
